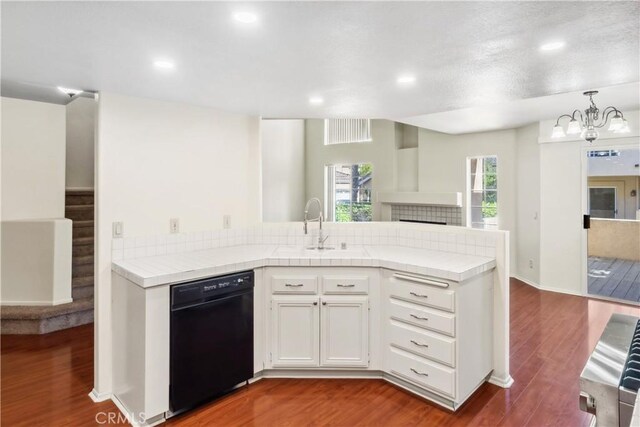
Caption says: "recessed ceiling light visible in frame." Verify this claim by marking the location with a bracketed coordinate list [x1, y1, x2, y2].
[233, 12, 258, 24]
[57, 86, 83, 97]
[397, 75, 416, 85]
[539, 41, 565, 51]
[309, 97, 324, 105]
[153, 59, 175, 70]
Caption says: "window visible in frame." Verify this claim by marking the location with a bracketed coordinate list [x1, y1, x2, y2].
[325, 163, 373, 222]
[467, 156, 498, 229]
[589, 187, 617, 218]
[324, 119, 372, 145]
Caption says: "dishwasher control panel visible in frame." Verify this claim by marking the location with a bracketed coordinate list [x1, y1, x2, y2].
[171, 271, 254, 309]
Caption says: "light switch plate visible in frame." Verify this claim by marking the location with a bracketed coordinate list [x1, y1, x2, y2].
[170, 218, 179, 234]
[223, 215, 231, 229]
[112, 221, 123, 238]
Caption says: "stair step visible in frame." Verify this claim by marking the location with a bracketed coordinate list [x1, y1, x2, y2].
[73, 236, 94, 246]
[1, 298, 94, 334]
[73, 276, 93, 287]
[73, 225, 94, 238]
[72, 285, 94, 300]
[72, 264, 93, 278]
[73, 255, 93, 267]
[73, 220, 94, 228]
[65, 205, 94, 221]
[0, 298, 94, 320]
[65, 190, 94, 206]
[73, 244, 94, 257]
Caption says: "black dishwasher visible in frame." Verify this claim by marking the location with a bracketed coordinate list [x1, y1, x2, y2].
[169, 271, 254, 416]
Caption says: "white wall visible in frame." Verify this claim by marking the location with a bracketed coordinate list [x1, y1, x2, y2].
[1, 219, 72, 305]
[66, 97, 96, 189]
[1, 97, 66, 220]
[514, 123, 540, 285]
[418, 128, 518, 271]
[94, 92, 261, 396]
[261, 119, 305, 222]
[305, 119, 397, 221]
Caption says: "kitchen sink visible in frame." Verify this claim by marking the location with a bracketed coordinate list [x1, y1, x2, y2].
[272, 246, 369, 258]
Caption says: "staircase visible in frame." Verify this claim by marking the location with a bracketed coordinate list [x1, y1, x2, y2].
[0, 190, 95, 334]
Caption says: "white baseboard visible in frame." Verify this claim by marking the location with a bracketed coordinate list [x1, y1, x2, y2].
[512, 275, 583, 297]
[88, 388, 111, 402]
[1, 298, 73, 306]
[111, 394, 165, 427]
[488, 374, 514, 389]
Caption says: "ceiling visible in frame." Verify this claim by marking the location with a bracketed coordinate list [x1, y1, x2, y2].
[399, 82, 640, 134]
[2, 1, 639, 124]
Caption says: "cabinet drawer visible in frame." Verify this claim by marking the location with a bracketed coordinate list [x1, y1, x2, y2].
[388, 320, 455, 367]
[388, 347, 455, 398]
[322, 276, 369, 294]
[272, 275, 318, 294]
[390, 275, 455, 312]
[388, 299, 455, 337]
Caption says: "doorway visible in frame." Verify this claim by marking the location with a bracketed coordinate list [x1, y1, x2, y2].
[585, 146, 640, 304]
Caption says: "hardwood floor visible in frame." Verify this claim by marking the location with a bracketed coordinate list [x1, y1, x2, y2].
[2, 279, 639, 426]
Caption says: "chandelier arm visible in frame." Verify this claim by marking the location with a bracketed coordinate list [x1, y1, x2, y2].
[555, 114, 575, 126]
[571, 110, 584, 123]
[594, 108, 621, 128]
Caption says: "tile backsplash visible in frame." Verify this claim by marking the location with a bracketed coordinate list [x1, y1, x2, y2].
[111, 222, 497, 262]
[391, 205, 463, 226]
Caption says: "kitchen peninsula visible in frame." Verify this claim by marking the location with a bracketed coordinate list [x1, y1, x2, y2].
[110, 222, 511, 426]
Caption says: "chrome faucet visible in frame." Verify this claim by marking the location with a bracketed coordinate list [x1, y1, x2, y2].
[304, 198, 328, 249]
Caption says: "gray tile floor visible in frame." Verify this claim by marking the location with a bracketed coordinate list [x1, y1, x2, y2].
[588, 257, 640, 303]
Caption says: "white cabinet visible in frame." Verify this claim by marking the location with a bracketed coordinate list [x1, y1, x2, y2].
[382, 269, 493, 407]
[270, 296, 319, 367]
[320, 297, 369, 367]
[266, 268, 374, 370]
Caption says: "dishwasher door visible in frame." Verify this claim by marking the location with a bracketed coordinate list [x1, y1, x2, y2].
[170, 288, 254, 415]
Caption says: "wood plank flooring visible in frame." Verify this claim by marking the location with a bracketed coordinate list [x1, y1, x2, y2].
[588, 256, 640, 302]
[2, 279, 639, 426]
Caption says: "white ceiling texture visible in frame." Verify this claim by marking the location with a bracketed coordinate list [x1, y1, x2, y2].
[2, 1, 639, 133]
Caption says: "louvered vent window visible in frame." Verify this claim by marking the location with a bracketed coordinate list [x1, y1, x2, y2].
[324, 119, 372, 145]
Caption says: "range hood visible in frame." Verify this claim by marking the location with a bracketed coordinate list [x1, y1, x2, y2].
[377, 192, 462, 207]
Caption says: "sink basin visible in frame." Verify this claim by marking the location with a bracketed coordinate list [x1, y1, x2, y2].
[272, 246, 369, 258]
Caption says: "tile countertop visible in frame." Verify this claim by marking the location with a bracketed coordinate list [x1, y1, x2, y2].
[111, 245, 496, 288]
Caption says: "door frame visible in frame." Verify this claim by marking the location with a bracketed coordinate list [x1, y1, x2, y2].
[580, 137, 640, 299]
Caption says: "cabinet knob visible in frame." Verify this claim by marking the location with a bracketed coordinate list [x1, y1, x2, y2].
[322, 301, 327, 305]
[313, 301, 318, 306]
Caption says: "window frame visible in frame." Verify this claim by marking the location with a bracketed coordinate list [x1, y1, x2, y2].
[466, 155, 499, 230]
[324, 163, 373, 223]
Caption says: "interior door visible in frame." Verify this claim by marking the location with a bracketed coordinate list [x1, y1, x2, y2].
[320, 297, 369, 367]
[270, 296, 319, 367]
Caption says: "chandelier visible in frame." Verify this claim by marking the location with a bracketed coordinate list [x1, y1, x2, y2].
[551, 90, 629, 142]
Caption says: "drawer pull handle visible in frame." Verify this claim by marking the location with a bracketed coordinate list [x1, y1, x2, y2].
[337, 284, 355, 288]
[410, 368, 429, 377]
[410, 340, 429, 348]
[410, 314, 429, 321]
[410, 292, 429, 298]
[285, 283, 304, 287]
[394, 273, 449, 288]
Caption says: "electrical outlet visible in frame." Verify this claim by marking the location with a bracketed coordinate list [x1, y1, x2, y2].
[170, 218, 180, 234]
[529, 259, 534, 269]
[223, 215, 231, 229]
[112, 221, 123, 238]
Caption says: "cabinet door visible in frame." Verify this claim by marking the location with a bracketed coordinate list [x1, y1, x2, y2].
[320, 297, 369, 367]
[271, 296, 319, 368]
